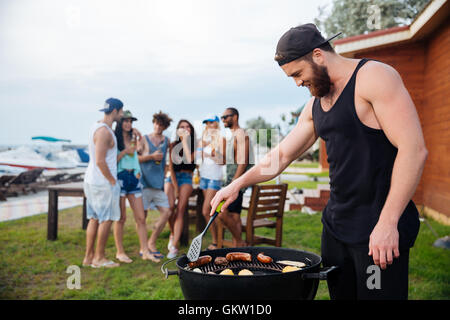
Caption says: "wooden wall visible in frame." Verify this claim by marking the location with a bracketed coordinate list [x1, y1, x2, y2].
[320, 19, 450, 217]
[419, 19, 450, 217]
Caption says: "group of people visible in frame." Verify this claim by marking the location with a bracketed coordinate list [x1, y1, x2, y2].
[82, 98, 252, 268]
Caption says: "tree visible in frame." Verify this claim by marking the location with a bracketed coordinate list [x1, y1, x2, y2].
[245, 116, 275, 148]
[314, 0, 430, 38]
[277, 104, 305, 137]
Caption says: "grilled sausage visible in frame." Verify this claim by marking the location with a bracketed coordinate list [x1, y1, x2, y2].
[188, 255, 212, 268]
[225, 252, 252, 262]
[257, 252, 273, 264]
[214, 256, 229, 266]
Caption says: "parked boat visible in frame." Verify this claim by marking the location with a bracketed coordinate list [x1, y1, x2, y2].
[0, 137, 89, 172]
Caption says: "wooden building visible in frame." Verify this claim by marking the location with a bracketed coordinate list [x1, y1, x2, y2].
[321, 0, 450, 223]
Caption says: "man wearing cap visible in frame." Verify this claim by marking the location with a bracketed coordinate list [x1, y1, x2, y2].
[210, 24, 427, 299]
[83, 98, 124, 268]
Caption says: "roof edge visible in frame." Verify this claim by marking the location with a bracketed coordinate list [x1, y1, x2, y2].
[334, 25, 410, 45]
[334, 0, 448, 55]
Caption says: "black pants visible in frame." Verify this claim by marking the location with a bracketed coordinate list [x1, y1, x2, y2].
[227, 191, 244, 214]
[321, 227, 410, 300]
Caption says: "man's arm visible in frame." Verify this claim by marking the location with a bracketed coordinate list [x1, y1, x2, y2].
[359, 62, 428, 269]
[137, 135, 161, 163]
[210, 97, 318, 214]
[220, 137, 226, 165]
[137, 135, 148, 162]
[132, 127, 142, 141]
[232, 131, 249, 181]
[94, 127, 116, 186]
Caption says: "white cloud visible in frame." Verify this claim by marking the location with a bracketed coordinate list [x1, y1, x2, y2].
[0, 0, 331, 145]
[1, 0, 330, 77]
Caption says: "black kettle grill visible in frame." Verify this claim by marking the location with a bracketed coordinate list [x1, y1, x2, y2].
[161, 246, 337, 300]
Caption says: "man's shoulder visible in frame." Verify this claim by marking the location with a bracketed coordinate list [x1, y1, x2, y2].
[93, 123, 109, 136]
[297, 97, 315, 123]
[358, 59, 400, 82]
[304, 96, 315, 111]
[234, 127, 248, 137]
[357, 59, 402, 97]
[93, 124, 113, 145]
[95, 125, 111, 136]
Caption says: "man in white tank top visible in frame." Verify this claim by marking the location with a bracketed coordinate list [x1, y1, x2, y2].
[83, 98, 124, 268]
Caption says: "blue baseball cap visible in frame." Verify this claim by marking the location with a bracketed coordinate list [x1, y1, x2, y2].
[202, 115, 220, 123]
[99, 97, 124, 113]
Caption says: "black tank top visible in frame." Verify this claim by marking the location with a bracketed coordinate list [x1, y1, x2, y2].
[312, 58, 419, 248]
[172, 140, 196, 172]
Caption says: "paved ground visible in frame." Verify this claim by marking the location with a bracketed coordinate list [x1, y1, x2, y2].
[0, 190, 83, 222]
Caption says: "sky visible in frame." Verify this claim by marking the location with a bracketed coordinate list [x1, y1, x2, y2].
[0, 0, 333, 145]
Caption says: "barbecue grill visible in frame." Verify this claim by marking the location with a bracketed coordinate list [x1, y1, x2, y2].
[161, 246, 337, 300]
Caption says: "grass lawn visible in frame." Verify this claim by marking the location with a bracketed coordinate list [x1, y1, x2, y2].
[288, 162, 320, 168]
[261, 179, 329, 190]
[0, 206, 449, 300]
[282, 171, 330, 178]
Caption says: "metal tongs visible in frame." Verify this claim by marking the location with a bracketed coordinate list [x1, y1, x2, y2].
[186, 201, 225, 262]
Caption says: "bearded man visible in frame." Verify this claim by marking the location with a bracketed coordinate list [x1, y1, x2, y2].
[210, 24, 427, 300]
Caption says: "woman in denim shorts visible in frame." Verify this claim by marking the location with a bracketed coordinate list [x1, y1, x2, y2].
[164, 119, 197, 259]
[198, 115, 226, 250]
[114, 111, 159, 263]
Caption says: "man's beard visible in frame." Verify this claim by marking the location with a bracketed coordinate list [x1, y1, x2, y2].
[308, 62, 332, 98]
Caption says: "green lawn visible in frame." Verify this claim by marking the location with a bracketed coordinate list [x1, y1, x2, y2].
[0, 206, 449, 300]
[282, 171, 330, 178]
[288, 162, 320, 168]
[261, 179, 329, 190]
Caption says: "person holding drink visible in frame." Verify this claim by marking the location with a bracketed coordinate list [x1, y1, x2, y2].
[114, 110, 159, 263]
[198, 115, 226, 250]
[138, 111, 173, 260]
[165, 120, 196, 259]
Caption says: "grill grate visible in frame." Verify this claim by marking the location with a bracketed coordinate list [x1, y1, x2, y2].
[187, 256, 312, 275]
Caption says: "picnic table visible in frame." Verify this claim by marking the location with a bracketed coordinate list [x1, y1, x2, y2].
[47, 182, 87, 240]
[47, 181, 205, 245]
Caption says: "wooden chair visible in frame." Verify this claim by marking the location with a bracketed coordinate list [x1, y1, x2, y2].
[217, 183, 288, 248]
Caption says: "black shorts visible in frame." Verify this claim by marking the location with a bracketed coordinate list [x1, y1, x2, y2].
[226, 191, 244, 214]
[321, 226, 410, 300]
